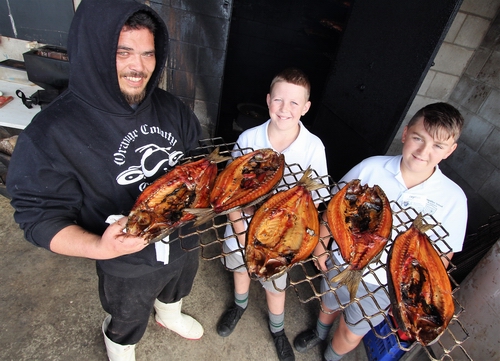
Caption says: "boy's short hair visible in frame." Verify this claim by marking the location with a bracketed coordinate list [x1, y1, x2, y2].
[408, 102, 464, 142]
[270, 68, 311, 100]
[124, 10, 157, 33]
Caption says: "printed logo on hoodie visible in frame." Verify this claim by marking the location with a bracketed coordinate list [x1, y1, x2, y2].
[114, 124, 183, 191]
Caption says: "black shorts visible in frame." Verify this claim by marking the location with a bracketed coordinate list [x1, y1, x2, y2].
[97, 249, 200, 344]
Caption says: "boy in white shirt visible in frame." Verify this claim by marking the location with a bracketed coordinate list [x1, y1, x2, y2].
[217, 68, 329, 361]
[294, 102, 467, 361]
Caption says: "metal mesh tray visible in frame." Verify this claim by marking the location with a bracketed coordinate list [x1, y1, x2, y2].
[167, 138, 473, 361]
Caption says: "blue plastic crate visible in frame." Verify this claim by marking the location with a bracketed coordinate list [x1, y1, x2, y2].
[363, 321, 409, 361]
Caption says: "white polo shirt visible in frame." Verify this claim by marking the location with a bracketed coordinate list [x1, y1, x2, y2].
[224, 119, 329, 251]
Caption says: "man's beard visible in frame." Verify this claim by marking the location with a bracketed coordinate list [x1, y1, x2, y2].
[119, 71, 149, 105]
[122, 88, 147, 105]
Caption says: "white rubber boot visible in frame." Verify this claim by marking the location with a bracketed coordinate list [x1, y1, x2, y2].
[154, 299, 204, 340]
[102, 315, 136, 361]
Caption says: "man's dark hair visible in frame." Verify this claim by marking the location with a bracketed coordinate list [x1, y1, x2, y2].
[124, 10, 157, 33]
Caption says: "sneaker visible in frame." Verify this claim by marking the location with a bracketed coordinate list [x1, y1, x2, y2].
[294, 328, 323, 353]
[216, 304, 246, 337]
[271, 330, 295, 361]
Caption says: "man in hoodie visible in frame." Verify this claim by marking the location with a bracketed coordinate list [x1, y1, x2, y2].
[7, 0, 203, 359]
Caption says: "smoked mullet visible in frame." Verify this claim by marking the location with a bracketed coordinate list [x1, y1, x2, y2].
[387, 214, 454, 346]
[245, 168, 323, 280]
[326, 179, 392, 300]
[189, 148, 285, 226]
[125, 148, 229, 243]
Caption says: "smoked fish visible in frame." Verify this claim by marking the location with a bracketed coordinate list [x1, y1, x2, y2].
[387, 214, 454, 346]
[189, 148, 285, 226]
[245, 167, 323, 280]
[126, 148, 229, 243]
[326, 179, 392, 301]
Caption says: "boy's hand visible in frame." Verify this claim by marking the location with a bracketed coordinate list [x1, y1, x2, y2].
[228, 209, 252, 247]
[312, 241, 329, 271]
[313, 215, 332, 272]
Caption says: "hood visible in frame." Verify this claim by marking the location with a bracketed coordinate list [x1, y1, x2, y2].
[67, 0, 169, 114]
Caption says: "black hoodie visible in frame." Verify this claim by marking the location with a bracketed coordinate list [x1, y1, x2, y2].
[7, 0, 202, 277]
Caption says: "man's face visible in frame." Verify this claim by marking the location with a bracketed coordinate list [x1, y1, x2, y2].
[116, 27, 156, 105]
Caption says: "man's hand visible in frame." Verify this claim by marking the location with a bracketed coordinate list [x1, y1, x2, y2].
[50, 217, 148, 260]
[99, 216, 148, 258]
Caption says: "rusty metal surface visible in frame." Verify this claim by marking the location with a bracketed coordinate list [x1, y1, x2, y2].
[171, 138, 472, 361]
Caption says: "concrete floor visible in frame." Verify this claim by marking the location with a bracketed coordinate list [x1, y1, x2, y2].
[0, 195, 370, 361]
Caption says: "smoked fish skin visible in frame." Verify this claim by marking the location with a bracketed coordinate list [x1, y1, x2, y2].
[387, 214, 454, 346]
[125, 148, 228, 243]
[326, 179, 392, 300]
[190, 148, 285, 225]
[245, 168, 323, 280]
[211, 148, 285, 213]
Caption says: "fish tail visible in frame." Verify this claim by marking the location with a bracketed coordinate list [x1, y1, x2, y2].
[412, 213, 434, 233]
[298, 166, 326, 192]
[331, 268, 363, 302]
[208, 147, 232, 164]
[148, 227, 175, 244]
[185, 208, 216, 226]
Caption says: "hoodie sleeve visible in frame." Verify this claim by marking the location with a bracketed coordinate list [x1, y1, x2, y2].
[7, 132, 82, 250]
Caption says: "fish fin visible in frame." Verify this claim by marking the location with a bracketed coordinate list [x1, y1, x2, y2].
[297, 166, 327, 192]
[370, 248, 385, 264]
[331, 268, 363, 302]
[147, 227, 175, 244]
[185, 208, 215, 226]
[208, 147, 232, 164]
[412, 213, 434, 233]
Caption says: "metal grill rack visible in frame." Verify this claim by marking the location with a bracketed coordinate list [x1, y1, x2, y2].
[169, 138, 472, 361]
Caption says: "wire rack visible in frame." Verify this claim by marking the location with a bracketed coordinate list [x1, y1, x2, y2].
[168, 138, 472, 361]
